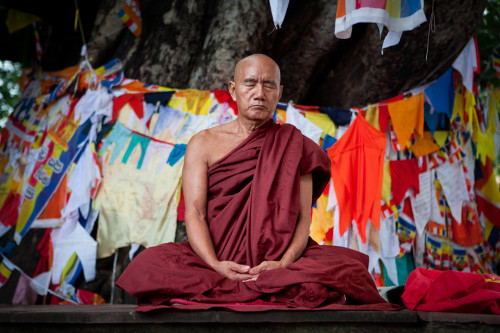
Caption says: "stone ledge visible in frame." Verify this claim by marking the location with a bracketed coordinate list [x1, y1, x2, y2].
[0, 305, 417, 324]
[0, 305, 499, 332]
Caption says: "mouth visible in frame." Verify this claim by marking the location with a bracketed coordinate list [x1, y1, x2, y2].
[251, 105, 267, 110]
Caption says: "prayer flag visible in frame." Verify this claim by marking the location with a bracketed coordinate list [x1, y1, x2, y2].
[76, 289, 106, 305]
[5, 8, 41, 34]
[387, 92, 425, 150]
[426, 220, 447, 238]
[335, 0, 426, 49]
[452, 247, 470, 272]
[425, 234, 442, 268]
[327, 115, 386, 244]
[476, 193, 500, 230]
[397, 216, 416, 257]
[0, 257, 15, 287]
[493, 50, 500, 77]
[452, 37, 480, 94]
[269, 0, 290, 29]
[33, 23, 43, 66]
[441, 241, 452, 270]
[424, 67, 455, 118]
[485, 219, 500, 248]
[14, 118, 91, 243]
[117, 0, 142, 37]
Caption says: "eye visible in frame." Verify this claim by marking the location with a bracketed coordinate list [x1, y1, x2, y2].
[242, 80, 257, 87]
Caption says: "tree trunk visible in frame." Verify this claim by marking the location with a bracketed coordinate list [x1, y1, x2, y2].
[0, 0, 486, 106]
[87, 0, 486, 107]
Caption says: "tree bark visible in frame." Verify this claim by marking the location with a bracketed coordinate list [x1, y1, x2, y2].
[0, 0, 486, 107]
[98, 0, 485, 107]
[304, 0, 486, 107]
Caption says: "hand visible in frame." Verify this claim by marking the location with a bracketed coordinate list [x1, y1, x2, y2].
[211, 261, 258, 281]
[244, 261, 283, 281]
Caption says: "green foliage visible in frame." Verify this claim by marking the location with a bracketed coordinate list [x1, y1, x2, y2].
[477, 0, 500, 89]
[0, 60, 21, 127]
[476, 1, 500, 176]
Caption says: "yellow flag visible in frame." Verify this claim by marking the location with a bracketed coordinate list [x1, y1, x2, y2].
[5, 9, 41, 34]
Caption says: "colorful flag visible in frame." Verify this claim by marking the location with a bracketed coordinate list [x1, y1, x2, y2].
[426, 220, 447, 238]
[335, 0, 426, 49]
[425, 234, 442, 269]
[452, 37, 480, 94]
[396, 197, 417, 258]
[0, 257, 15, 287]
[117, 0, 142, 37]
[428, 150, 448, 169]
[397, 216, 416, 257]
[381, 198, 399, 220]
[33, 23, 42, 67]
[441, 241, 452, 270]
[14, 116, 91, 243]
[387, 92, 425, 150]
[452, 247, 470, 272]
[424, 67, 455, 118]
[493, 50, 500, 77]
[5, 8, 41, 34]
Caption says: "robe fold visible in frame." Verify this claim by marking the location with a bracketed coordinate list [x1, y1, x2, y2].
[116, 119, 396, 311]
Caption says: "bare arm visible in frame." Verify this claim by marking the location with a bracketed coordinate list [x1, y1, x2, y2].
[248, 173, 313, 276]
[280, 172, 313, 266]
[183, 132, 256, 281]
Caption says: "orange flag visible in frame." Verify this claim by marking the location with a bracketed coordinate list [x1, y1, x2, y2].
[327, 115, 386, 244]
[411, 131, 440, 157]
[387, 92, 424, 150]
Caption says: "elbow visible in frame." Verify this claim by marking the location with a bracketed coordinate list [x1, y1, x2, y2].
[184, 208, 207, 227]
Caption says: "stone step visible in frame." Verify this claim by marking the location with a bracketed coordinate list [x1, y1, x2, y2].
[0, 305, 499, 332]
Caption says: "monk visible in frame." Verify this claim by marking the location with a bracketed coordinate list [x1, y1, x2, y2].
[116, 54, 395, 311]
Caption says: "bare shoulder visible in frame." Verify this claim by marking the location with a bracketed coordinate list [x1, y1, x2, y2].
[188, 122, 242, 167]
[187, 128, 210, 149]
[185, 129, 211, 164]
[188, 124, 227, 150]
[185, 123, 232, 164]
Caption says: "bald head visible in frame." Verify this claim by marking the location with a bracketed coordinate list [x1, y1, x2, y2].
[233, 54, 281, 85]
[228, 54, 283, 125]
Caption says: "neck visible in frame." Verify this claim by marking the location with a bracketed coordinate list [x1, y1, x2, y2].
[234, 117, 270, 137]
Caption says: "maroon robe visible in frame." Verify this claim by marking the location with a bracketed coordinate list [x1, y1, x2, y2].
[116, 119, 397, 311]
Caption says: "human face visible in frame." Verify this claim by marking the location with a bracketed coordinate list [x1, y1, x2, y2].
[229, 56, 283, 124]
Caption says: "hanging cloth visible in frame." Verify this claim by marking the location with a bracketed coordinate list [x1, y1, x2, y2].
[387, 92, 425, 150]
[389, 158, 420, 206]
[327, 115, 386, 244]
[269, 0, 290, 29]
[335, 0, 426, 51]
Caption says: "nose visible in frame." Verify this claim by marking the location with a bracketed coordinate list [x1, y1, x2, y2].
[254, 83, 265, 100]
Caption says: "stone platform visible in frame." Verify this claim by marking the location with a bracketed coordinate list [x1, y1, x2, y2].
[0, 305, 500, 332]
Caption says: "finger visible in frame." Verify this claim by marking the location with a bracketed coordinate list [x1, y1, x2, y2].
[229, 262, 250, 273]
[233, 273, 258, 281]
[243, 276, 259, 282]
[248, 262, 266, 275]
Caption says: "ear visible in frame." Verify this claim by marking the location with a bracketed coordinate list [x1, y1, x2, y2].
[278, 85, 283, 101]
[228, 81, 236, 101]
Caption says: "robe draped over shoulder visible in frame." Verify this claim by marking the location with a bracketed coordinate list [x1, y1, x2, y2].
[116, 119, 396, 311]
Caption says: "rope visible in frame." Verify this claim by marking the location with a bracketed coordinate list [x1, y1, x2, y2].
[426, 0, 436, 62]
[110, 250, 118, 304]
[73, 0, 87, 47]
[0, 253, 78, 304]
